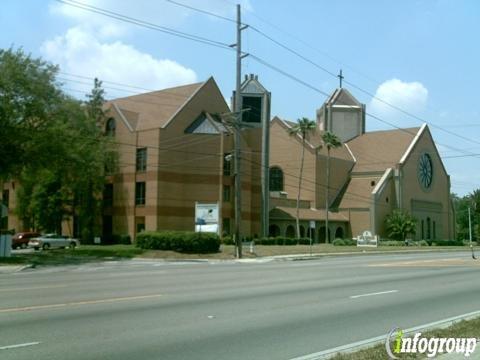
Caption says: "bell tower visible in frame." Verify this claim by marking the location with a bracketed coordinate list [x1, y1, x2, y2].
[317, 87, 366, 142]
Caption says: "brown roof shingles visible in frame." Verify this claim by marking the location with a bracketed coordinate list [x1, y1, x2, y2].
[106, 81, 204, 131]
[346, 127, 420, 173]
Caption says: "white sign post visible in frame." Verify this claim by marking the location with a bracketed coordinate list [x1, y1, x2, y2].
[195, 202, 219, 235]
[355, 230, 378, 247]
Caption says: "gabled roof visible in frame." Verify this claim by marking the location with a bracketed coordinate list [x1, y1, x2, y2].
[106, 81, 205, 131]
[346, 127, 421, 173]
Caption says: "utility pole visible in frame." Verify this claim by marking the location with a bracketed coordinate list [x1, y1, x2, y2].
[233, 4, 248, 258]
[469, 206, 472, 247]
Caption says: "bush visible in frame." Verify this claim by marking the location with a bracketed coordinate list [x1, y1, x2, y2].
[135, 231, 220, 253]
[222, 235, 234, 245]
[431, 240, 464, 247]
[417, 240, 430, 246]
[332, 238, 357, 246]
[379, 240, 405, 246]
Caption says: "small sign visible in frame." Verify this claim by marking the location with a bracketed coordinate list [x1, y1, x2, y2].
[309, 220, 315, 229]
[94, 237, 101, 244]
[195, 202, 219, 234]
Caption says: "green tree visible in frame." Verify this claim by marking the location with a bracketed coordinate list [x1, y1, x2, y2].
[289, 117, 317, 239]
[321, 131, 342, 243]
[385, 210, 417, 241]
[0, 48, 64, 178]
[3, 48, 117, 240]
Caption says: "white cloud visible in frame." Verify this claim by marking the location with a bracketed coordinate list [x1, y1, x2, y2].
[41, 27, 197, 95]
[369, 78, 428, 118]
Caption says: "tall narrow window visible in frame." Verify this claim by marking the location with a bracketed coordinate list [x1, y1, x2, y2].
[433, 221, 436, 240]
[136, 148, 147, 172]
[223, 153, 231, 176]
[106, 118, 116, 137]
[421, 220, 425, 239]
[135, 182, 146, 205]
[426, 217, 431, 240]
[2, 190, 9, 208]
[269, 167, 284, 191]
[223, 185, 231, 202]
[103, 184, 113, 207]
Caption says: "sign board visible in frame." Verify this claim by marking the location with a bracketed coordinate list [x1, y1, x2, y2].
[0, 233, 12, 257]
[195, 202, 219, 234]
[94, 237, 101, 244]
[309, 220, 315, 229]
[356, 230, 378, 247]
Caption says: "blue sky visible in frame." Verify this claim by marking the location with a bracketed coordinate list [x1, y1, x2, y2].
[1, 0, 479, 196]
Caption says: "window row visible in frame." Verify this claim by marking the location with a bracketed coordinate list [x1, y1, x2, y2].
[103, 182, 146, 207]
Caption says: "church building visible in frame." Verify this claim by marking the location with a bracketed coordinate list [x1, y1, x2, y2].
[2, 75, 455, 243]
[269, 86, 455, 241]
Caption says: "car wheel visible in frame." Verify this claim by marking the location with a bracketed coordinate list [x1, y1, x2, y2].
[70, 242, 77, 249]
[42, 243, 50, 251]
[21, 243, 27, 249]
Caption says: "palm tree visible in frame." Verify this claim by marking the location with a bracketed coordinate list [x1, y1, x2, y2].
[289, 117, 317, 239]
[322, 131, 341, 243]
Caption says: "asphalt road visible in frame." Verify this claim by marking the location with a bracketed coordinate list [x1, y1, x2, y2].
[0, 251, 479, 360]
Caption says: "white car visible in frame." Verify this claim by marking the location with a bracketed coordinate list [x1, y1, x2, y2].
[28, 234, 80, 250]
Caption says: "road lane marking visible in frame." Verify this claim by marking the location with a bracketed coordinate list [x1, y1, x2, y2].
[0, 342, 40, 350]
[368, 258, 479, 267]
[349, 290, 398, 299]
[0, 285, 67, 293]
[0, 294, 163, 314]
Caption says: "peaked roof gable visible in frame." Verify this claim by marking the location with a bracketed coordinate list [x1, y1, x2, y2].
[325, 88, 362, 107]
[346, 127, 420, 173]
[106, 81, 206, 131]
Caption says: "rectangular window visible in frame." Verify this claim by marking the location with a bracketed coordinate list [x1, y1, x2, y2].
[103, 184, 113, 207]
[223, 153, 231, 176]
[136, 148, 147, 172]
[223, 185, 231, 202]
[241, 96, 262, 123]
[2, 190, 9, 208]
[135, 182, 146, 205]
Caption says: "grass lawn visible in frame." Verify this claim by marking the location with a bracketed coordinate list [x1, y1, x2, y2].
[0, 245, 145, 266]
[0, 243, 471, 266]
[330, 316, 480, 359]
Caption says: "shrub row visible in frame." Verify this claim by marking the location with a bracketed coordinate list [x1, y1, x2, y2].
[332, 238, 357, 246]
[100, 234, 131, 245]
[136, 231, 220, 253]
[221, 236, 313, 246]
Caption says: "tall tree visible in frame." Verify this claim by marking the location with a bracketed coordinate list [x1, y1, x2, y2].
[289, 118, 317, 239]
[3, 48, 117, 240]
[321, 131, 341, 243]
[0, 47, 63, 178]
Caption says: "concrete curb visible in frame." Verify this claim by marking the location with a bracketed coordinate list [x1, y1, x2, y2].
[288, 310, 480, 360]
[0, 264, 34, 274]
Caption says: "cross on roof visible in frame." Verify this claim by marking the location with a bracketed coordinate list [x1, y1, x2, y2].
[338, 69, 344, 88]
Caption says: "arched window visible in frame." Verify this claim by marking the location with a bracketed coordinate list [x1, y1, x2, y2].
[106, 118, 116, 137]
[269, 167, 284, 191]
[335, 227, 344, 239]
[268, 224, 280, 237]
[285, 225, 295, 238]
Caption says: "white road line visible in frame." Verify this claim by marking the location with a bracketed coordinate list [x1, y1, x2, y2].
[0, 342, 40, 350]
[349, 290, 398, 299]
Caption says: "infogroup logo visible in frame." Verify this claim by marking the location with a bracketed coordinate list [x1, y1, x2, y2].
[385, 327, 478, 359]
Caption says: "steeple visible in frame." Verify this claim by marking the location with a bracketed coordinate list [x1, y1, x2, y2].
[316, 87, 366, 142]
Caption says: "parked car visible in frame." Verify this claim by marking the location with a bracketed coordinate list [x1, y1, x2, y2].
[12, 232, 41, 249]
[28, 234, 80, 250]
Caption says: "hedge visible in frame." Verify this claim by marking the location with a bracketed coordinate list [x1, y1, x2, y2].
[221, 236, 313, 246]
[332, 238, 357, 246]
[136, 231, 220, 253]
